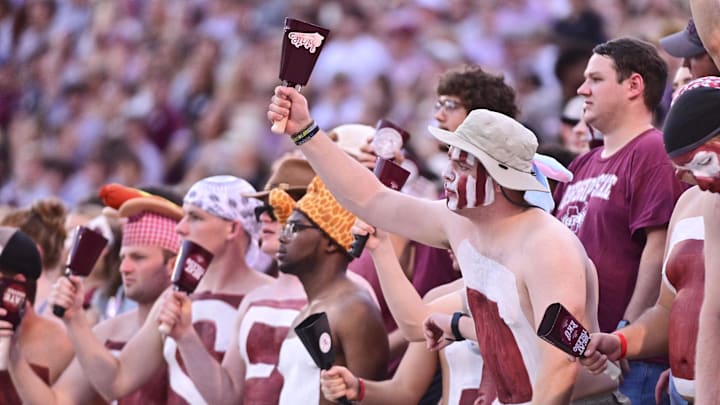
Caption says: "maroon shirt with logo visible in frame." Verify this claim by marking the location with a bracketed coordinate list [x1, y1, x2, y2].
[554, 129, 686, 332]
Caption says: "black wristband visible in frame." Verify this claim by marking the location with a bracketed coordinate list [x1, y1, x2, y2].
[451, 312, 469, 341]
[292, 120, 319, 145]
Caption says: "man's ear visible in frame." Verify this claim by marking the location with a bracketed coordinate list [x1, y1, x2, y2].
[323, 238, 341, 254]
[165, 256, 177, 276]
[227, 221, 241, 240]
[627, 72, 645, 99]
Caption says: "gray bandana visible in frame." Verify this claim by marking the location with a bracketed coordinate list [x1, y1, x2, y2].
[184, 175, 262, 239]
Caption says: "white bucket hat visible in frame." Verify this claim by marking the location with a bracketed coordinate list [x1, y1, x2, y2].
[428, 109, 548, 192]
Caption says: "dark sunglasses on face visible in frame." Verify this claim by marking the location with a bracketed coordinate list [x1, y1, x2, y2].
[280, 221, 318, 239]
[254, 205, 276, 222]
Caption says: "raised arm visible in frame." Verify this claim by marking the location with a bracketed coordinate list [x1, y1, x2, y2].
[696, 194, 720, 404]
[689, 0, 720, 69]
[158, 290, 245, 405]
[51, 276, 166, 400]
[268, 86, 450, 248]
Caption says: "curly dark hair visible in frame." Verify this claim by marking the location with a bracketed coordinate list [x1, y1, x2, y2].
[593, 37, 668, 112]
[436, 65, 519, 118]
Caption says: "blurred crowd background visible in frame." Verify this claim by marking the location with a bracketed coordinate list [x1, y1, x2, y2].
[0, 0, 692, 209]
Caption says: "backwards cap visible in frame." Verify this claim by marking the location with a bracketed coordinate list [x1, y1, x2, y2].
[663, 77, 720, 158]
[0, 227, 42, 280]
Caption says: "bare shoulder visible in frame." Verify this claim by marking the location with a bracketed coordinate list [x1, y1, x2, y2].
[29, 315, 71, 344]
[514, 210, 588, 281]
[91, 310, 138, 342]
[422, 279, 464, 303]
[701, 192, 720, 222]
[524, 209, 584, 251]
[21, 315, 74, 375]
[668, 186, 705, 226]
[329, 282, 383, 327]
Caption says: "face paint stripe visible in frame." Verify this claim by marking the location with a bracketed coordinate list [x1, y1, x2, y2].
[467, 174, 477, 207]
[457, 174, 468, 209]
[484, 176, 496, 206]
[466, 153, 477, 166]
[450, 146, 462, 160]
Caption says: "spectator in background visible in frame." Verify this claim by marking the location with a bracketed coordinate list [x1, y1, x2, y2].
[0, 197, 67, 317]
[554, 46, 593, 106]
[552, 0, 606, 48]
[62, 198, 121, 326]
[553, 37, 686, 405]
[10, 186, 182, 404]
[0, 226, 74, 405]
[0, 1, 697, 216]
[671, 66, 693, 99]
[689, 0, 720, 68]
[65, 175, 274, 404]
[581, 77, 720, 405]
[660, 18, 720, 79]
[273, 177, 388, 404]
[558, 95, 590, 156]
[12, 0, 56, 63]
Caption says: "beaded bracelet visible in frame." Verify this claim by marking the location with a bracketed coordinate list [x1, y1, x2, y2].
[292, 120, 320, 145]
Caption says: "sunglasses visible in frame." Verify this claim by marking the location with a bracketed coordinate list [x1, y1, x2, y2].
[280, 221, 318, 239]
[254, 205, 276, 222]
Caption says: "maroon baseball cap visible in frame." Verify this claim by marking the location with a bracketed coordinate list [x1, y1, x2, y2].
[660, 19, 706, 58]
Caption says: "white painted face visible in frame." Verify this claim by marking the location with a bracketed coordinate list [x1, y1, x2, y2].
[443, 146, 495, 211]
[673, 144, 720, 192]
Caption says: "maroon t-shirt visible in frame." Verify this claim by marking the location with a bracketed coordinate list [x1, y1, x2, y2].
[0, 365, 49, 405]
[554, 129, 686, 332]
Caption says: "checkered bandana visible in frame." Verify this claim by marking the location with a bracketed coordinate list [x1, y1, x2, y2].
[184, 175, 262, 239]
[122, 211, 181, 254]
[677, 76, 720, 99]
